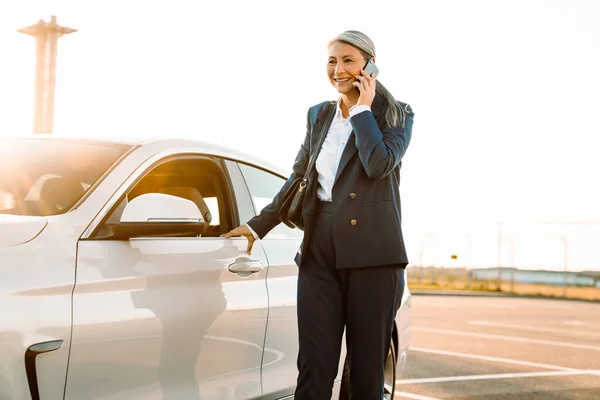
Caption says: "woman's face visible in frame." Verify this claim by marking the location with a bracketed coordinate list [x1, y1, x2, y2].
[327, 41, 368, 95]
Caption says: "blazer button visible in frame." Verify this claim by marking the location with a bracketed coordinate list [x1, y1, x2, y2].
[349, 193, 357, 199]
[350, 219, 357, 226]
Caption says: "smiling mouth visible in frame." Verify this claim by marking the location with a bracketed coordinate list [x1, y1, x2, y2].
[334, 77, 351, 83]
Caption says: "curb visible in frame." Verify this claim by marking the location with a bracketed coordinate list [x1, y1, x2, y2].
[410, 290, 600, 303]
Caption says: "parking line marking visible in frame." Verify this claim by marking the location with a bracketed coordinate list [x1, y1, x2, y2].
[479, 304, 517, 309]
[394, 391, 441, 400]
[413, 327, 600, 351]
[564, 320, 600, 327]
[410, 347, 578, 371]
[396, 370, 600, 385]
[468, 320, 600, 337]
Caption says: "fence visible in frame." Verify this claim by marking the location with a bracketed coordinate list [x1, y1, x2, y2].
[403, 221, 600, 300]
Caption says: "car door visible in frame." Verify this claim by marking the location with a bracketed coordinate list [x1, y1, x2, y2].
[64, 153, 269, 400]
[234, 162, 305, 399]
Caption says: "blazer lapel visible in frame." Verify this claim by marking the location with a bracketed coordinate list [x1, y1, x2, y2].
[309, 103, 335, 152]
[334, 131, 357, 186]
[332, 94, 386, 186]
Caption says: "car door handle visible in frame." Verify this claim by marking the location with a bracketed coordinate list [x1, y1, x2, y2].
[228, 258, 264, 274]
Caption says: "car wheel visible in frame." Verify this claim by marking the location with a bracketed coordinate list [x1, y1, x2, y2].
[339, 338, 397, 399]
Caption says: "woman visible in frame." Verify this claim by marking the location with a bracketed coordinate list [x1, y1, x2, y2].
[225, 30, 414, 399]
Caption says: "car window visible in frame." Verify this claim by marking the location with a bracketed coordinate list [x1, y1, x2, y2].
[0, 139, 132, 216]
[95, 156, 233, 239]
[238, 163, 303, 239]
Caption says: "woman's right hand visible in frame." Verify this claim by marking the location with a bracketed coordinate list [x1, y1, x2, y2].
[223, 224, 256, 254]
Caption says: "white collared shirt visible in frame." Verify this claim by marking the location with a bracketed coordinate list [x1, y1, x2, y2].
[315, 100, 370, 202]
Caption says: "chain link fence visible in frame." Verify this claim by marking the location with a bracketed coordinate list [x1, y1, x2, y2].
[404, 221, 600, 300]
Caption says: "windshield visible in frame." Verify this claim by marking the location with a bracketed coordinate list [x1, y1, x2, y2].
[0, 139, 133, 216]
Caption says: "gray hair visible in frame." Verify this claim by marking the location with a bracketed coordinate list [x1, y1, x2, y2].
[329, 30, 406, 128]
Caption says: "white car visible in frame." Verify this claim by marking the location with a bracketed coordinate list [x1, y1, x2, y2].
[0, 137, 411, 400]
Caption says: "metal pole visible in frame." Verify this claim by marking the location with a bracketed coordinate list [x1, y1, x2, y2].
[418, 250, 423, 282]
[561, 235, 568, 298]
[497, 222, 503, 291]
[465, 233, 473, 288]
[420, 232, 435, 284]
[508, 236, 515, 293]
[45, 16, 59, 134]
[33, 22, 46, 134]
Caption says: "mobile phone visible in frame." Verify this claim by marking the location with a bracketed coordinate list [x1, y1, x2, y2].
[355, 59, 379, 93]
[363, 59, 379, 78]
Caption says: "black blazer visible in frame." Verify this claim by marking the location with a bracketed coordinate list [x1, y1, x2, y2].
[248, 93, 414, 269]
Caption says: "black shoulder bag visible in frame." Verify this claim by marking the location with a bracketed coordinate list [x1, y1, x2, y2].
[278, 103, 335, 230]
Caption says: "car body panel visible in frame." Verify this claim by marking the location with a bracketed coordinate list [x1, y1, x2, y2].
[0, 215, 47, 247]
[65, 237, 269, 399]
[395, 275, 412, 378]
[0, 213, 86, 399]
[256, 240, 301, 399]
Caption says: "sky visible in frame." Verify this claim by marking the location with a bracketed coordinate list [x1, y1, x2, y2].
[1, 0, 599, 268]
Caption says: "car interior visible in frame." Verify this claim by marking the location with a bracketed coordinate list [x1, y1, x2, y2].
[1, 175, 88, 216]
[0, 139, 131, 217]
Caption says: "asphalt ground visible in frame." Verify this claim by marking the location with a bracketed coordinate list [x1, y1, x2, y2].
[396, 295, 600, 399]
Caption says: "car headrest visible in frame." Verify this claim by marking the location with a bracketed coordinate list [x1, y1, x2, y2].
[39, 177, 85, 214]
[158, 186, 212, 235]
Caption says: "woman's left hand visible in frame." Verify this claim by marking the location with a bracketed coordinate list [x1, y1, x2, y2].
[354, 69, 377, 107]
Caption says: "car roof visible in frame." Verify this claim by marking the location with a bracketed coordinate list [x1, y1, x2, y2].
[2, 134, 291, 178]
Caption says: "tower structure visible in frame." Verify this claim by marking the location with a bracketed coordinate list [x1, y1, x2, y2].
[18, 15, 76, 134]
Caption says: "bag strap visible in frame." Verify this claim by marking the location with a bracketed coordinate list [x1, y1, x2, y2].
[302, 102, 336, 183]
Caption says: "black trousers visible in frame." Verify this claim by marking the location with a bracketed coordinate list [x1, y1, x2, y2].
[295, 201, 405, 400]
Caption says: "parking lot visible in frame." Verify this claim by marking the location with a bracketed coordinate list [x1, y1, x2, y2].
[397, 295, 600, 399]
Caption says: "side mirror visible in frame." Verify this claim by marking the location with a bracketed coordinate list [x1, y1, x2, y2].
[111, 193, 205, 239]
